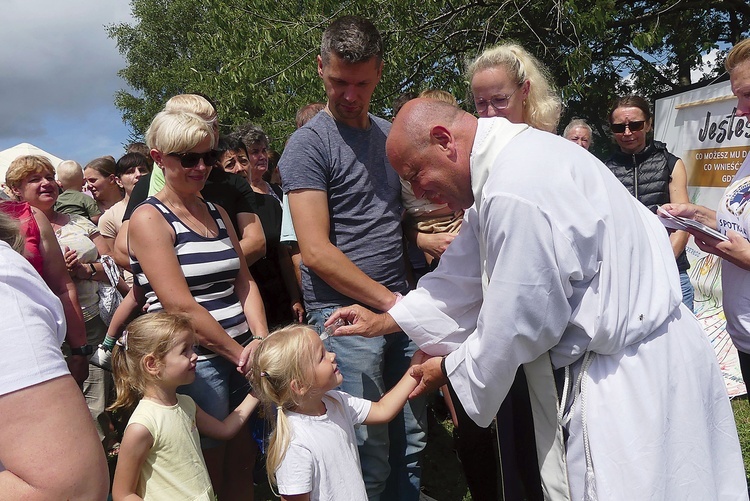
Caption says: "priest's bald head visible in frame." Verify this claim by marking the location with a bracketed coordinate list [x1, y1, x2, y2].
[386, 98, 478, 211]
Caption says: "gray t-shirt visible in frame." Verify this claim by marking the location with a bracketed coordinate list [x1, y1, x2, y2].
[279, 112, 408, 309]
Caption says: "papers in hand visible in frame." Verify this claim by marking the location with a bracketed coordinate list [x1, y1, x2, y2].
[657, 206, 728, 242]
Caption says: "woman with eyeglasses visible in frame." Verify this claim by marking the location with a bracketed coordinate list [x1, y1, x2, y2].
[127, 108, 268, 500]
[468, 42, 562, 131]
[605, 95, 693, 310]
[439, 42, 564, 501]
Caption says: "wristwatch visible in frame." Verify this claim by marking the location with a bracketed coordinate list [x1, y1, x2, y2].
[87, 263, 96, 277]
[70, 344, 93, 356]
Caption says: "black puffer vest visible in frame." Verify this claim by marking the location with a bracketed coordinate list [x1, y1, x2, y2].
[606, 141, 690, 272]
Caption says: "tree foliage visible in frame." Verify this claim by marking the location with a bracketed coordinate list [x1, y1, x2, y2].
[109, 0, 750, 157]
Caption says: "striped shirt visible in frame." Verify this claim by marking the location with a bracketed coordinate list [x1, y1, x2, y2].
[131, 197, 248, 358]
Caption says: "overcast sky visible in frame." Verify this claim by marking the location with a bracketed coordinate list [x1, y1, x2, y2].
[0, 0, 134, 165]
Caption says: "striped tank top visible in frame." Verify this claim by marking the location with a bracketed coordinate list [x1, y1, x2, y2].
[130, 197, 249, 358]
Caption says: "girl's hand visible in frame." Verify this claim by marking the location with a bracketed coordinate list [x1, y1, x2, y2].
[410, 349, 432, 367]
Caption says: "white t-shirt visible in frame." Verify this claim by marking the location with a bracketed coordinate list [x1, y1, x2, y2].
[716, 167, 750, 352]
[276, 390, 371, 500]
[0, 241, 68, 396]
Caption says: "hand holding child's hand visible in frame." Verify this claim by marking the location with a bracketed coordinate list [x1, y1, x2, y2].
[409, 356, 448, 400]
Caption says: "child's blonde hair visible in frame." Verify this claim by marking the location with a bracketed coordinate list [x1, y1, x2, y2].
[109, 312, 195, 413]
[251, 325, 322, 486]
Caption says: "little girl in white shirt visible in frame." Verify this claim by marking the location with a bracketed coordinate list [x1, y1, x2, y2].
[251, 325, 425, 501]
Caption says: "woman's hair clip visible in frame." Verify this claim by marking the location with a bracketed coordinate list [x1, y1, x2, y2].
[259, 371, 268, 378]
[116, 330, 129, 351]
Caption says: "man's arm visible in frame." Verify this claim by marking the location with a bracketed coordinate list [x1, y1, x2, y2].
[289, 189, 398, 312]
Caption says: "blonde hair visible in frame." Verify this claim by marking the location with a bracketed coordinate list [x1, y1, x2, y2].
[5, 155, 55, 194]
[0, 211, 24, 254]
[56, 160, 84, 190]
[251, 325, 321, 486]
[726, 39, 750, 73]
[419, 89, 459, 107]
[466, 43, 562, 132]
[109, 312, 195, 413]
[165, 94, 217, 124]
[145, 109, 217, 154]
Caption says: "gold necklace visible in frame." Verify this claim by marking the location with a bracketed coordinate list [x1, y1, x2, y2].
[164, 198, 213, 238]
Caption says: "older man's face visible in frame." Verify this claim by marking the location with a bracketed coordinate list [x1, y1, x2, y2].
[389, 138, 473, 211]
[565, 126, 591, 150]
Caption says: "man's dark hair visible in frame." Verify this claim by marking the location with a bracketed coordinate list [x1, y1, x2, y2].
[392, 91, 417, 118]
[295, 102, 325, 128]
[216, 135, 247, 156]
[320, 15, 383, 65]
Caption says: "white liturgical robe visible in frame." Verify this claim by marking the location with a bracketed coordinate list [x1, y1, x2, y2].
[389, 119, 747, 500]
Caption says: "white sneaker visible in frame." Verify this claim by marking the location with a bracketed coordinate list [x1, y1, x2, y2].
[89, 345, 112, 371]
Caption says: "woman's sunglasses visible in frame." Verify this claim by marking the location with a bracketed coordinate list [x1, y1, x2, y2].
[609, 121, 645, 134]
[168, 150, 219, 168]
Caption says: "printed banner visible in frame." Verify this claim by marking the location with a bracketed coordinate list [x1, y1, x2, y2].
[655, 81, 748, 397]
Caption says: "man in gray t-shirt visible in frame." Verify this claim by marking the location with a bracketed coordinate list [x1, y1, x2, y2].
[278, 15, 426, 501]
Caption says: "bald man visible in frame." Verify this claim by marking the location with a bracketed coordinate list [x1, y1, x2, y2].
[328, 99, 746, 500]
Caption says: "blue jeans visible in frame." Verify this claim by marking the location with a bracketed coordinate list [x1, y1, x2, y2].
[179, 355, 250, 449]
[680, 270, 694, 312]
[308, 307, 427, 501]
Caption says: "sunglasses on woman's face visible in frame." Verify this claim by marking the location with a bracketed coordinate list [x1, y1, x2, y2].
[609, 121, 645, 134]
[167, 150, 219, 168]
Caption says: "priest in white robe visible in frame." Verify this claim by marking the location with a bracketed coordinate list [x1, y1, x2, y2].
[327, 99, 747, 500]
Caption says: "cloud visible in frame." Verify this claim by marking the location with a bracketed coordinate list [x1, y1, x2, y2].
[0, 0, 133, 154]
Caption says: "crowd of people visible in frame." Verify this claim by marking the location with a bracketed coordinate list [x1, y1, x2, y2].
[2, 13, 750, 501]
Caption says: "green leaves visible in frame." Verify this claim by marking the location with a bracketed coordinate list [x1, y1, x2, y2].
[109, 0, 749, 158]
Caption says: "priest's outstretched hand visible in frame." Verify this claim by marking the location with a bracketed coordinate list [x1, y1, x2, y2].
[409, 355, 447, 399]
[325, 304, 400, 338]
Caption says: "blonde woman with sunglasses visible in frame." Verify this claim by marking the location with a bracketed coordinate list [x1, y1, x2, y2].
[605, 95, 693, 311]
[128, 108, 269, 500]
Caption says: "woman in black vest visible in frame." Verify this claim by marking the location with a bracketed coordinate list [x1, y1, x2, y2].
[605, 95, 694, 311]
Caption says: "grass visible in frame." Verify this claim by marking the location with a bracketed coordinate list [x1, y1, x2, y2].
[111, 396, 750, 501]
[732, 396, 750, 487]
[251, 397, 750, 501]
[252, 396, 471, 500]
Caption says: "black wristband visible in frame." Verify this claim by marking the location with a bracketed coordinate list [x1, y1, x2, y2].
[70, 344, 93, 356]
[440, 356, 448, 378]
